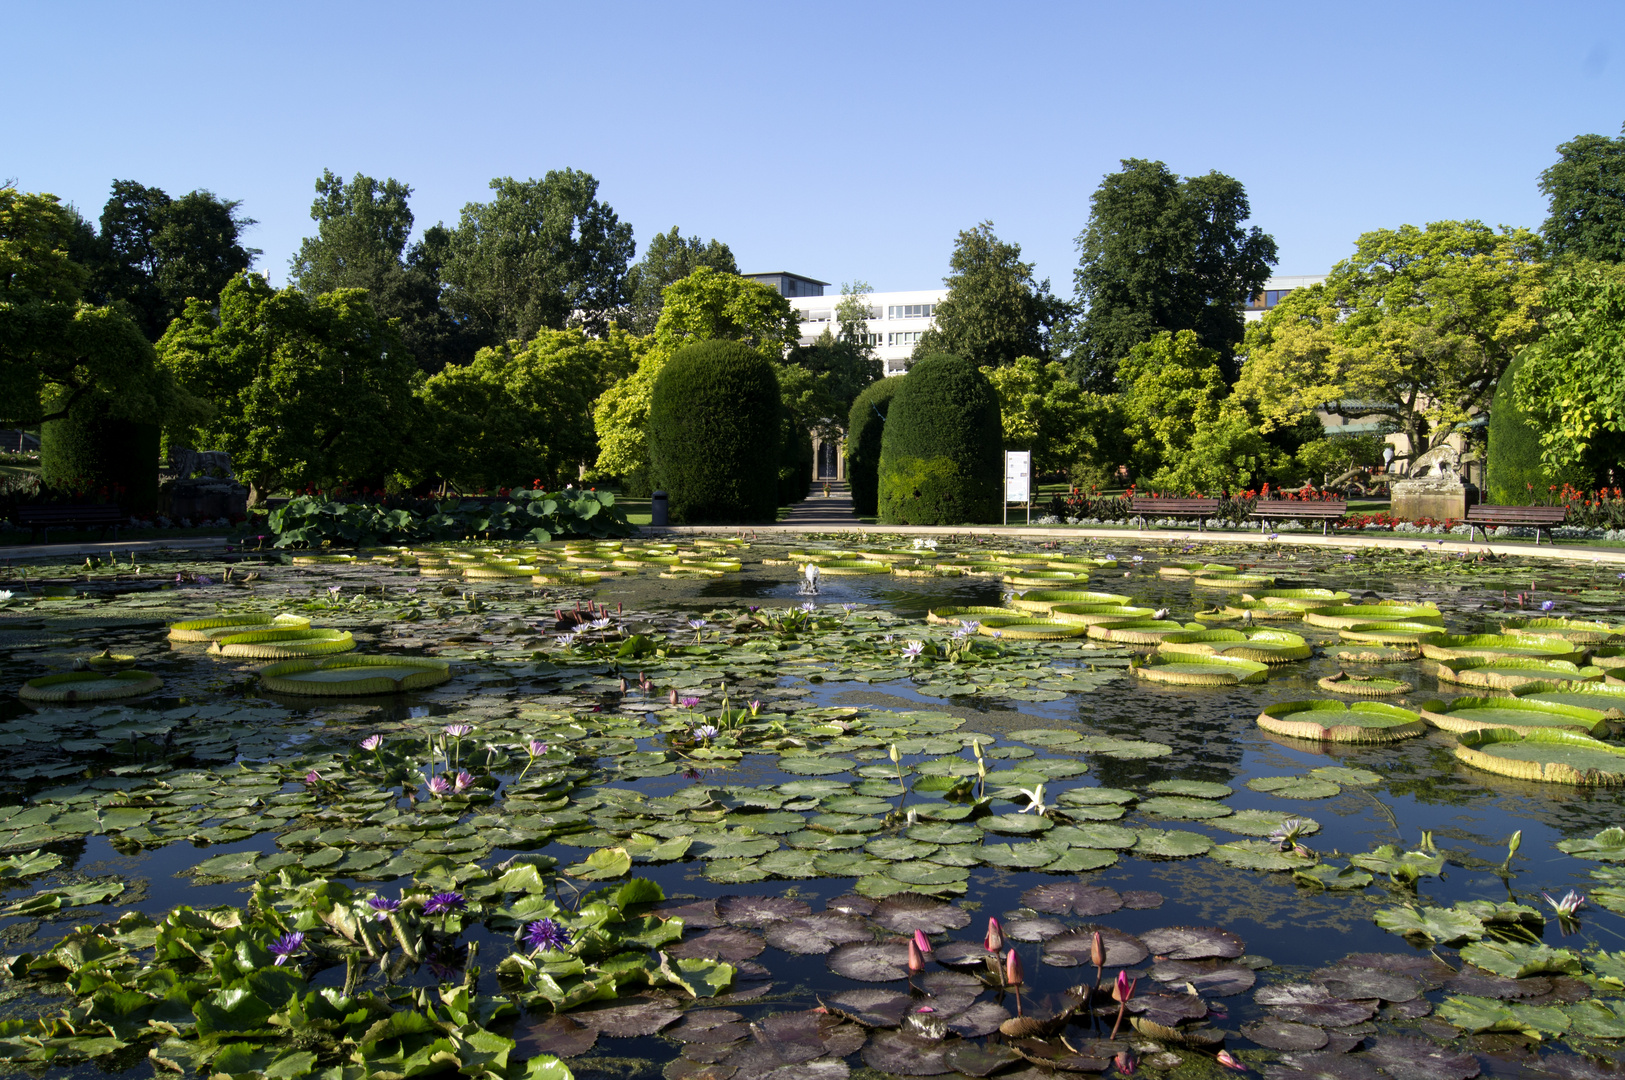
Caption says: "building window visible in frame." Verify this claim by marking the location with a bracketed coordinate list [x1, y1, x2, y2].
[887, 304, 936, 319]
[801, 309, 832, 323]
[1264, 290, 1292, 308]
[887, 331, 924, 347]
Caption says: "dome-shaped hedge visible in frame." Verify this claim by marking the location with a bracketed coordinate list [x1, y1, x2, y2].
[846, 376, 903, 517]
[877, 354, 1002, 524]
[41, 397, 160, 515]
[1487, 352, 1547, 504]
[648, 340, 782, 523]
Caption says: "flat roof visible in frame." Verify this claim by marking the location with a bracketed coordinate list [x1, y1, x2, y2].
[742, 271, 832, 286]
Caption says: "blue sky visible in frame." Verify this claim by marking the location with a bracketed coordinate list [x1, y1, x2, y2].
[7, 1, 1622, 294]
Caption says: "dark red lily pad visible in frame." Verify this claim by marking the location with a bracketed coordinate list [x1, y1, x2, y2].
[861, 1029, 952, 1076]
[573, 999, 683, 1036]
[869, 894, 971, 934]
[1363, 1035, 1480, 1080]
[718, 895, 813, 927]
[716, 1039, 851, 1080]
[670, 1010, 748, 1043]
[1316, 966, 1422, 1003]
[1137, 925, 1244, 960]
[1149, 959, 1256, 997]
[931, 940, 994, 967]
[764, 913, 872, 955]
[1020, 882, 1122, 917]
[1339, 951, 1454, 990]
[1042, 925, 1148, 968]
[1241, 1019, 1329, 1051]
[1380, 998, 1433, 1021]
[944, 1043, 1022, 1077]
[825, 988, 911, 1027]
[943, 1000, 1011, 1038]
[681, 1042, 741, 1065]
[919, 968, 981, 993]
[1004, 916, 1068, 941]
[667, 927, 766, 962]
[1262, 1052, 1384, 1080]
[664, 1058, 736, 1080]
[1009, 1037, 1111, 1072]
[659, 898, 724, 928]
[1270, 1000, 1376, 1028]
[1121, 890, 1164, 909]
[1126, 993, 1208, 1025]
[1532, 1056, 1625, 1079]
[757, 1010, 866, 1061]
[1320, 1034, 1365, 1054]
[515, 1013, 597, 1058]
[825, 893, 878, 917]
[827, 941, 911, 982]
[1445, 969, 1551, 999]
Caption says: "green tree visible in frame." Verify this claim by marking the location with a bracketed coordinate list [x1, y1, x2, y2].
[442, 170, 635, 345]
[648, 340, 782, 523]
[1118, 331, 1228, 482]
[981, 356, 1118, 476]
[0, 188, 173, 430]
[621, 227, 737, 334]
[1069, 159, 1277, 389]
[913, 222, 1064, 368]
[157, 275, 418, 497]
[1539, 123, 1625, 263]
[878, 353, 1003, 525]
[415, 327, 643, 493]
[593, 268, 797, 490]
[1236, 221, 1546, 460]
[846, 376, 903, 517]
[84, 180, 258, 341]
[289, 170, 471, 373]
[1512, 262, 1625, 482]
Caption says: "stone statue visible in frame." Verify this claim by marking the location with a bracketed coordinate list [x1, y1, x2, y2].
[170, 447, 236, 481]
[1406, 444, 1460, 482]
[1391, 443, 1476, 520]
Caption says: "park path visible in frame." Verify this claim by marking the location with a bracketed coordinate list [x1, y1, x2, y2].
[776, 481, 861, 529]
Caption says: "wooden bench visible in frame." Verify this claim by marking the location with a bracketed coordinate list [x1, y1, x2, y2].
[13, 504, 125, 543]
[1465, 505, 1567, 545]
[1130, 496, 1220, 531]
[1250, 499, 1349, 536]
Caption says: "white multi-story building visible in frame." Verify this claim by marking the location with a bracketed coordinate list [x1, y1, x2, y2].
[1242, 275, 1327, 322]
[744, 272, 947, 377]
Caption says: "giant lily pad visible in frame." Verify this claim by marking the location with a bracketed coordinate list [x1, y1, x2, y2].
[1249, 588, 1352, 609]
[1160, 562, 1237, 577]
[1418, 696, 1608, 736]
[1008, 589, 1132, 612]
[258, 655, 451, 695]
[19, 670, 162, 703]
[1502, 616, 1625, 644]
[975, 618, 1087, 640]
[1339, 621, 1452, 645]
[1421, 633, 1586, 664]
[1157, 628, 1311, 664]
[1089, 619, 1195, 645]
[1256, 700, 1424, 743]
[1454, 727, 1625, 785]
[1045, 603, 1153, 626]
[167, 613, 310, 641]
[1433, 656, 1602, 690]
[1133, 654, 1270, 686]
[208, 627, 356, 658]
[1317, 671, 1413, 696]
[1301, 604, 1443, 629]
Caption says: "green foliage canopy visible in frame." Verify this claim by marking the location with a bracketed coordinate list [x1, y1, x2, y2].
[1236, 220, 1546, 459]
[622, 227, 738, 335]
[1070, 159, 1277, 388]
[648, 340, 782, 523]
[913, 223, 1064, 369]
[845, 375, 903, 517]
[878, 353, 1002, 524]
[1540, 123, 1625, 263]
[157, 275, 418, 495]
[980, 356, 1125, 477]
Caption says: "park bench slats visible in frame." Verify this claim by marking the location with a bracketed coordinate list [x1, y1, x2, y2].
[1465, 505, 1567, 545]
[1130, 496, 1219, 531]
[12, 505, 125, 544]
[1250, 499, 1348, 536]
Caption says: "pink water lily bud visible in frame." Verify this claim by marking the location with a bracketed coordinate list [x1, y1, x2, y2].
[913, 930, 933, 956]
[1217, 1050, 1246, 1071]
[907, 937, 926, 974]
[1005, 947, 1023, 987]
[984, 917, 1004, 953]
[1114, 1049, 1138, 1075]
[1114, 970, 1136, 1003]
[1090, 930, 1106, 968]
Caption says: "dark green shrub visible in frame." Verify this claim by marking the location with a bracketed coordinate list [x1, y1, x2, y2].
[40, 397, 159, 514]
[648, 340, 782, 523]
[877, 354, 1003, 524]
[777, 410, 812, 505]
[846, 376, 903, 517]
[1489, 353, 1551, 504]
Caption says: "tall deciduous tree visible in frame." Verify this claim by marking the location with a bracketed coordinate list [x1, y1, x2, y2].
[157, 275, 418, 496]
[1540, 123, 1625, 263]
[442, 170, 635, 344]
[912, 222, 1064, 369]
[1235, 221, 1546, 459]
[1513, 262, 1625, 479]
[0, 187, 172, 428]
[980, 356, 1123, 477]
[289, 170, 469, 373]
[593, 268, 797, 491]
[83, 180, 258, 341]
[621, 227, 737, 334]
[1069, 159, 1276, 389]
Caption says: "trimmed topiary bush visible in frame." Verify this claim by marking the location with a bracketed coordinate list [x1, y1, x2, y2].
[648, 340, 782, 523]
[877, 354, 1002, 524]
[1488, 352, 1547, 504]
[40, 397, 159, 514]
[777, 409, 813, 505]
[846, 376, 903, 517]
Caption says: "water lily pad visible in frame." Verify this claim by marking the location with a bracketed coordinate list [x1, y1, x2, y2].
[1362, 1035, 1481, 1080]
[1317, 966, 1423, 1002]
[1241, 1019, 1329, 1051]
[1255, 983, 1376, 1026]
[869, 894, 971, 934]
[1374, 905, 1485, 945]
[1419, 696, 1608, 737]
[1256, 700, 1424, 743]
[1135, 829, 1212, 858]
[976, 813, 1054, 835]
[517, 1014, 597, 1058]
[763, 913, 871, 955]
[1042, 926, 1148, 968]
[1218, 810, 1321, 838]
[906, 823, 981, 845]
[1309, 766, 1383, 786]
[1210, 840, 1317, 871]
[1147, 779, 1233, 799]
[1557, 826, 1625, 860]
[1248, 776, 1343, 798]
[1020, 882, 1123, 916]
[861, 1030, 950, 1076]
[1455, 727, 1625, 785]
[1292, 864, 1374, 890]
[1150, 959, 1257, 996]
[1458, 940, 1582, 979]
[258, 654, 451, 695]
[574, 1000, 684, 1037]
[779, 756, 854, 776]
[717, 895, 811, 926]
[827, 941, 910, 982]
[668, 928, 766, 963]
[1139, 795, 1234, 819]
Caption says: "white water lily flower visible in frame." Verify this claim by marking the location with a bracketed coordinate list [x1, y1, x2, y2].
[1017, 783, 1048, 815]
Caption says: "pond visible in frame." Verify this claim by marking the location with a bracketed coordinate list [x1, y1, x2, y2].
[0, 536, 1622, 1080]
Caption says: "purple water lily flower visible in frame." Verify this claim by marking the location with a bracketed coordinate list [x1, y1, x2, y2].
[452, 769, 473, 793]
[902, 641, 925, 661]
[268, 931, 304, 966]
[367, 896, 401, 921]
[1541, 600, 1556, 612]
[524, 918, 573, 953]
[528, 740, 548, 756]
[303, 770, 321, 785]
[427, 775, 452, 796]
[692, 724, 720, 740]
[424, 891, 466, 916]
[360, 735, 383, 751]
[444, 723, 473, 738]
[1543, 889, 1585, 916]
[679, 696, 700, 708]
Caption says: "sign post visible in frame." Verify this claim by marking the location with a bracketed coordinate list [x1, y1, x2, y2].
[1004, 450, 1031, 526]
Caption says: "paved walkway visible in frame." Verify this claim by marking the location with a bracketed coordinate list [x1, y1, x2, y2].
[0, 536, 234, 563]
[775, 482, 861, 529]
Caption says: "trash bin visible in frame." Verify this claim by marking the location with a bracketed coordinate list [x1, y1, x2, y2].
[650, 491, 668, 528]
